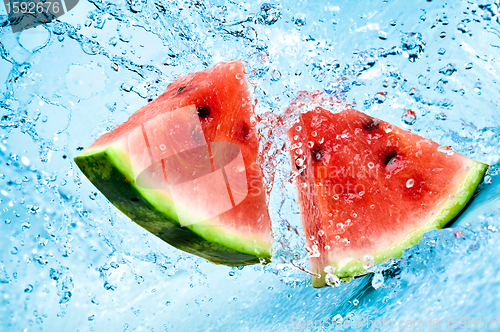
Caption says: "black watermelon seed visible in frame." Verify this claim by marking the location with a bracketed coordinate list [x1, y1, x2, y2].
[197, 106, 210, 118]
[362, 117, 379, 131]
[130, 197, 139, 202]
[176, 86, 186, 94]
[311, 146, 323, 162]
[240, 122, 250, 141]
[384, 149, 398, 166]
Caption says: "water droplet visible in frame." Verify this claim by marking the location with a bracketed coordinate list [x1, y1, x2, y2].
[344, 219, 351, 226]
[368, 162, 375, 169]
[309, 235, 315, 241]
[307, 141, 314, 148]
[336, 223, 344, 231]
[378, 30, 388, 40]
[295, 126, 302, 131]
[406, 178, 415, 188]
[362, 254, 375, 269]
[236, 73, 242, 80]
[333, 194, 339, 200]
[437, 48, 446, 55]
[10, 247, 18, 255]
[318, 230, 325, 236]
[159, 144, 166, 151]
[439, 31, 446, 38]
[325, 274, 341, 287]
[311, 131, 317, 137]
[401, 109, 417, 125]
[228, 271, 235, 276]
[335, 235, 340, 240]
[293, 135, 299, 140]
[324, 245, 331, 250]
[342, 238, 350, 246]
[295, 157, 304, 167]
[372, 273, 384, 289]
[296, 149, 303, 155]
[465, 62, 473, 70]
[319, 138, 324, 144]
[353, 299, 359, 306]
[437, 145, 455, 155]
[324, 265, 336, 274]
[370, 204, 375, 209]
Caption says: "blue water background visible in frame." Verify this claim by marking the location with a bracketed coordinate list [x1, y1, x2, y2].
[1, 0, 500, 331]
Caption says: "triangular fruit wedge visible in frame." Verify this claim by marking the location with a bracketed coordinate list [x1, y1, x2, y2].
[75, 61, 272, 266]
[286, 92, 488, 287]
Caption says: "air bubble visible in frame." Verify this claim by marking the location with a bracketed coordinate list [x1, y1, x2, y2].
[368, 162, 375, 169]
[311, 131, 317, 137]
[301, 183, 308, 188]
[325, 274, 341, 287]
[324, 265, 336, 274]
[372, 273, 384, 289]
[336, 223, 344, 230]
[437, 145, 455, 155]
[295, 126, 302, 131]
[401, 109, 417, 125]
[370, 204, 375, 209]
[293, 135, 299, 140]
[484, 175, 493, 184]
[318, 230, 325, 236]
[159, 144, 166, 151]
[333, 194, 339, 200]
[362, 254, 375, 269]
[296, 149, 303, 155]
[309, 235, 315, 241]
[295, 158, 304, 167]
[324, 245, 330, 250]
[342, 238, 350, 246]
[406, 178, 415, 188]
[374, 92, 386, 103]
[319, 138, 324, 144]
[307, 141, 314, 148]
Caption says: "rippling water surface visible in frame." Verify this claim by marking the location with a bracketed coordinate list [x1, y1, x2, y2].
[1, 0, 500, 331]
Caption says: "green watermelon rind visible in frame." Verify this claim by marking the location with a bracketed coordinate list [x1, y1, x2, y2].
[75, 143, 272, 266]
[313, 160, 488, 287]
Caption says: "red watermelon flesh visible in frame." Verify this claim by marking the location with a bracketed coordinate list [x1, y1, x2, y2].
[75, 61, 272, 266]
[286, 92, 487, 287]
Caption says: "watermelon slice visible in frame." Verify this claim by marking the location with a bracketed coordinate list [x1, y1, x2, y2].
[75, 61, 272, 266]
[286, 92, 488, 287]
